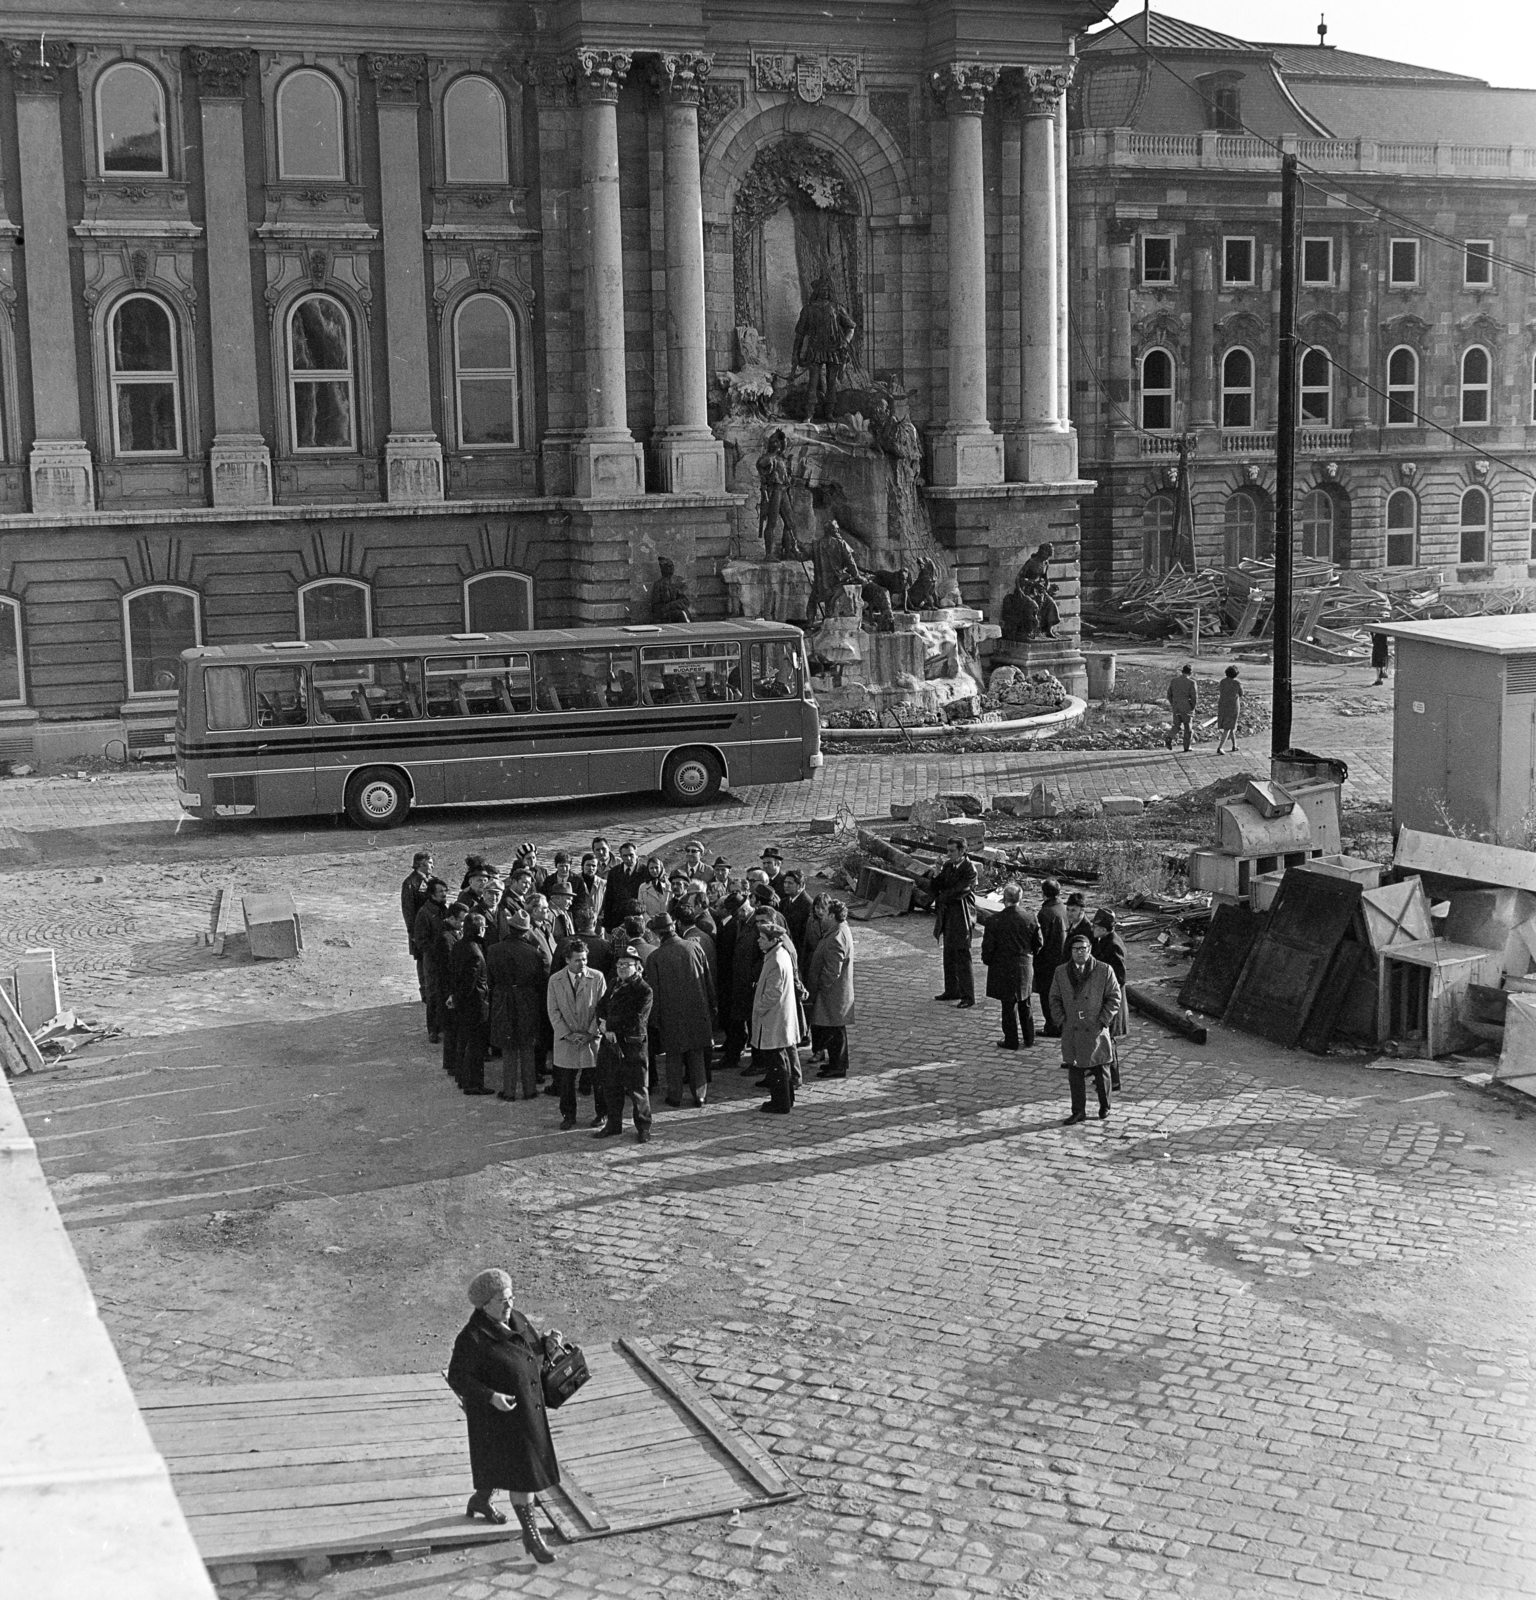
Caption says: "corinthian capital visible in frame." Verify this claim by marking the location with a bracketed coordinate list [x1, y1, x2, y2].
[187, 46, 252, 100]
[366, 53, 428, 104]
[659, 51, 713, 106]
[573, 47, 633, 104]
[931, 62, 1000, 117]
[6, 39, 76, 94]
[1022, 62, 1075, 115]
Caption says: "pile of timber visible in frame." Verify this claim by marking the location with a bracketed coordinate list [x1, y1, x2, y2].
[1114, 565, 1227, 639]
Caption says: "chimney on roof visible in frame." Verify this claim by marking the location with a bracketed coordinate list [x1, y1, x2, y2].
[1317, 13, 1329, 47]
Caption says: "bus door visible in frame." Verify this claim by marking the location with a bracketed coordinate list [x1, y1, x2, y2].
[250, 664, 316, 815]
[747, 639, 802, 783]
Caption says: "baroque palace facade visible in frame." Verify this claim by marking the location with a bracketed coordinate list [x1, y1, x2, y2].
[0, 0, 1096, 758]
[1070, 12, 1536, 599]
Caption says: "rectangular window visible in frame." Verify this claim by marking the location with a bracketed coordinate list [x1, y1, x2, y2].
[1302, 237, 1334, 285]
[425, 654, 530, 718]
[253, 665, 309, 727]
[640, 642, 743, 706]
[1222, 237, 1255, 286]
[203, 666, 251, 731]
[750, 641, 802, 701]
[533, 649, 639, 713]
[0, 600, 21, 704]
[1464, 240, 1493, 286]
[311, 659, 420, 724]
[1141, 236, 1173, 284]
[1389, 239, 1419, 286]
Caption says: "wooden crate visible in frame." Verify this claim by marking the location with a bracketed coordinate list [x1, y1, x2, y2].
[1377, 940, 1504, 1058]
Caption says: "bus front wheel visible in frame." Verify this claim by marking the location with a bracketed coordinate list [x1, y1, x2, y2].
[345, 768, 411, 829]
[661, 749, 722, 806]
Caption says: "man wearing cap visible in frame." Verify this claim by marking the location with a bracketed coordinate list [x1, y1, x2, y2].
[449, 913, 494, 1095]
[402, 851, 435, 998]
[546, 940, 606, 1130]
[707, 857, 732, 906]
[413, 878, 451, 1042]
[601, 842, 646, 934]
[546, 884, 577, 948]
[680, 840, 707, 880]
[751, 912, 805, 1113]
[644, 914, 716, 1108]
[595, 945, 654, 1141]
[486, 907, 550, 1100]
[931, 837, 978, 1008]
[1048, 929, 1121, 1125]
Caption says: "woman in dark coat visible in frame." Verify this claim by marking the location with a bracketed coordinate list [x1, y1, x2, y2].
[1034, 879, 1067, 1038]
[446, 1269, 561, 1563]
[980, 882, 1042, 1050]
[1090, 908, 1129, 1091]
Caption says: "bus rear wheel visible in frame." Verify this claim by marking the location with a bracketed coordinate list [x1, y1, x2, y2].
[661, 749, 722, 806]
[345, 768, 411, 829]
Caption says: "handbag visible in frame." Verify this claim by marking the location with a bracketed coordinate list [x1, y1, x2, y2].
[540, 1334, 591, 1410]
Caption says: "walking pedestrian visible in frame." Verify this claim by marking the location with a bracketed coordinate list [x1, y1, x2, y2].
[931, 837, 978, 1008]
[981, 882, 1041, 1050]
[1213, 665, 1243, 754]
[1048, 929, 1122, 1125]
[594, 944, 654, 1142]
[546, 940, 605, 1129]
[644, 914, 716, 1108]
[413, 878, 450, 1042]
[751, 913, 804, 1114]
[806, 899, 854, 1078]
[446, 1268, 561, 1563]
[1166, 663, 1197, 752]
[401, 851, 434, 998]
[1090, 907, 1129, 1093]
[485, 908, 549, 1100]
[448, 913, 493, 1095]
[1035, 879, 1066, 1038]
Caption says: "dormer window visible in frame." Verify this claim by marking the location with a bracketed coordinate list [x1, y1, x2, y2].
[1197, 71, 1244, 133]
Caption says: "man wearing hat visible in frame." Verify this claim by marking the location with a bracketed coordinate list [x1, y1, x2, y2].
[1048, 928, 1121, 1125]
[707, 857, 732, 906]
[644, 914, 716, 1108]
[460, 853, 490, 890]
[760, 846, 785, 887]
[931, 837, 978, 1008]
[486, 907, 550, 1099]
[545, 883, 577, 948]
[595, 945, 654, 1141]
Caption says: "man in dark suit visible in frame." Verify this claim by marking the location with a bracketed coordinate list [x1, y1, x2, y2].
[485, 908, 550, 1100]
[449, 913, 493, 1095]
[931, 837, 978, 1008]
[1034, 879, 1067, 1038]
[412, 878, 450, 1042]
[436, 902, 467, 1078]
[595, 944, 654, 1142]
[601, 841, 647, 934]
[981, 882, 1042, 1049]
[401, 851, 434, 998]
[777, 869, 813, 964]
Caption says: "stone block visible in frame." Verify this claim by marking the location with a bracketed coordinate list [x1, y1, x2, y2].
[242, 893, 304, 960]
[808, 818, 837, 835]
[15, 948, 60, 1030]
[939, 792, 985, 816]
[948, 819, 986, 846]
[889, 803, 913, 821]
[856, 865, 915, 914]
[1100, 796, 1145, 817]
[1030, 783, 1059, 818]
[991, 794, 1030, 817]
[296, 1554, 331, 1578]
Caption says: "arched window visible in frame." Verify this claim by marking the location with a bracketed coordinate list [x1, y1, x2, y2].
[1300, 347, 1331, 427]
[1460, 487, 1489, 565]
[1139, 349, 1174, 431]
[444, 76, 508, 184]
[109, 296, 182, 455]
[464, 571, 533, 633]
[97, 62, 167, 175]
[1221, 348, 1254, 430]
[287, 294, 354, 452]
[454, 295, 519, 448]
[298, 579, 370, 641]
[1387, 346, 1418, 426]
[0, 595, 23, 705]
[1223, 490, 1269, 566]
[1461, 347, 1491, 425]
[1300, 489, 1334, 561]
[1141, 494, 1176, 576]
[1386, 490, 1418, 568]
[124, 586, 199, 698]
[277, 69, 344, 180]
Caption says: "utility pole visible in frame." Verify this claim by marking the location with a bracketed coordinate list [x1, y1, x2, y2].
[1272, 152, 1299, 757]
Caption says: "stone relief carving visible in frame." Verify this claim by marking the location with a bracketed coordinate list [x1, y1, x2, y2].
[366, 53, 427, 103]
[752, 52, 859, 103]
[868, 90, 911, 158]
[6, 40, 76, 93]
[698, 79, 743, 142]
[186, 46, 252, 99]
[930, 62, 1000, 115]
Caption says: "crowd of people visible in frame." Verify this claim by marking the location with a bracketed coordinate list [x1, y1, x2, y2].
[399, 838, 856, 1140]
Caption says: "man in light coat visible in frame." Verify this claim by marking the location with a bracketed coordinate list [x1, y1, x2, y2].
[1047, 929, 1122, 1125]
[546, 940, 607, 1131]
[644, 915, 717, 1108]
[806, 899, 854, 1079]
[751, 912, 804, 1114]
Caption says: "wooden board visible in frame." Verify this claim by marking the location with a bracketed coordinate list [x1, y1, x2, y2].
[0, 982, 45, 1076]
[1298, 938, 1366, 1056]
[1178, 902, 1264, 1018]
[1224, 872, 1362, 1047]
[1394, 827, 1536, 894]
[138, 1342, 797, 1567]
[1360, 877, 1433, 953]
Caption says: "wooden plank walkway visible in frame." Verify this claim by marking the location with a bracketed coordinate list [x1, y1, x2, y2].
[137, 1338, 797, 1566]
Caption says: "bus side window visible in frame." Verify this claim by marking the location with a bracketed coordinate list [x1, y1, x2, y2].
[751, 642, 795, 698]
[253, 666, 307, 726]
[204, 665, 251, 731]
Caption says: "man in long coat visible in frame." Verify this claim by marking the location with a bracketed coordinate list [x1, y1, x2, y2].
[1034, 879, 1067, 1039]
[546, 941, 606, 1130]
[413, 878, 449, 1042]
[449, 913, 493, 1095]
[486, 909, 550, 1100]
[644, 915, 716, 1108]
[401, 850, 434, 999]
[931, 837, 978, 1007]
[806, 899, 854, 1079]
[751, 913, 804, 1114]
[436, 902, 467, 1079]
[777, 869, 814, 965]
[600, 842, 647, 934]
[1048, 929, 1122, 1125]
[595, 944, 654, 1142]
[1090, 907, 1129, 1092]
[981, 882, 1042, 1050]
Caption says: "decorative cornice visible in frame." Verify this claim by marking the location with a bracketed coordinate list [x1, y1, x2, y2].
[186, 46, 252, 101]
[1022, 63, 1074, 116]
[6, 39, 76, 94]
[366, 53, 427, 104]
[930, 62, 999, 117]
[573, 48, 632, 105]
[659, 50, 712, 107]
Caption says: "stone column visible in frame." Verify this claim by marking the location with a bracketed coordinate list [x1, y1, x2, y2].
[1055, 87, 1073, 449]
[367, 54, 443, 503]
[929, 63, 1003, 488]
[1009, 64, 1075, 483]
[572, 48, 643, 498]
[1190, 235, 1216, 427]
[8, 43, 93, 511]
[655, 52, 725, 495]
[188, 48, 271, 506]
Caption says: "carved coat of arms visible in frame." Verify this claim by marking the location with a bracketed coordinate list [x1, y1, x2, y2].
[795, 57, 824, 102]
[753, 52, 858, 102]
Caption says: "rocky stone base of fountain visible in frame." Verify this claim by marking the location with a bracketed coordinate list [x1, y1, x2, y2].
[985, 637, 1088, 699]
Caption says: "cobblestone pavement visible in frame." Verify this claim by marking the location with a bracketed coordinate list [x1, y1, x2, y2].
[13, 883, 1535, 1600]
